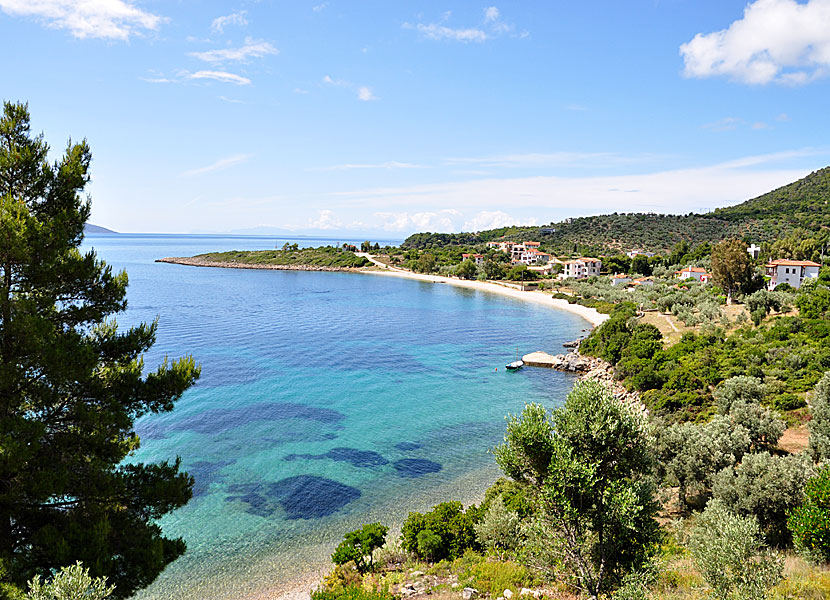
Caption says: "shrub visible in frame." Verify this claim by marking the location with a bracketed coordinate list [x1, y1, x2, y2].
[401, 502, 480, 561]
[474, 496, 522, 558]
[788, 466, 830, 564]
[481, 478, 533, 519]
[503, 382, 660, 597]
[774, 392, 806, 411]
[809, 371, 830, 462]
[416, 530, 442, 561]
[689, 502, 783, 600]
[656, 415, 751, 510]
[459, 559, 531, 597]
[712, 452, 814, 547]
[311, 585, 396, 600]
[714, 376, 767, 414]
[331, 523, 388, 573]
[26, 563, 114, 600]
[728, 400, 785, 451]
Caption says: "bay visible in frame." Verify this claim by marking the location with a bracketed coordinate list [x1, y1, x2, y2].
[83, 234, 587, 599]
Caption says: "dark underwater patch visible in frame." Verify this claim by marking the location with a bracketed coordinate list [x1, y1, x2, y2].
[283, 447, 388, 468]
[225, 475, 361, 519]
[393, 458, 442, 478]
[156, 402, 345, 437]
[186, 460, 233, 497]
[394, 442, 422, 451]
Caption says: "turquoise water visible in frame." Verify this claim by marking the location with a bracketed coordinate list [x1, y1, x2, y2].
[84, 234, 587, 599]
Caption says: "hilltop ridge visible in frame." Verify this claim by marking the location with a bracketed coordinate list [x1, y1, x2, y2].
[402, 167, 830, 253]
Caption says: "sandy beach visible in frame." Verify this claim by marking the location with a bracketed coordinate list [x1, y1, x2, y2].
[358, 266, 609, 328]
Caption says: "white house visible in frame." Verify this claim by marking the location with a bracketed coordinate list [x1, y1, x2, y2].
[675, 266, 712, 283]
[631, 276, 654, 287]
[747, 244, 761, 260]
[462, 253, 485, 266]
[558, 257, 602, 280]
[765, 259, 820, 290]
[610, 273, 631, 286]
[626, 249, 655, 259]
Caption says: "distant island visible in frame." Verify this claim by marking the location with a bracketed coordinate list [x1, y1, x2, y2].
[85, 223, 118, 234]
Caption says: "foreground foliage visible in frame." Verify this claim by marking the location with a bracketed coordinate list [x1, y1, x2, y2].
[26, 563, 113, 600]
[689, 502, 783, 600]
[495, 383, 660, 598]
[788, 466, 830, 564]
[0, 102, 198, 597]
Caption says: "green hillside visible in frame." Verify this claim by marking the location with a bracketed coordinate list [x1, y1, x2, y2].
[402, 167, 830, 253]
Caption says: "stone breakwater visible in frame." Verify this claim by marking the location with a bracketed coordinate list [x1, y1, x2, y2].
[156, 257, 355, 271]
[522, 351, 643, 410]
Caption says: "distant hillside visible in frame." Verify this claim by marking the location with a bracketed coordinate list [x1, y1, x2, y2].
[402, 167, 830, 253]
[85, 223, 117, 234]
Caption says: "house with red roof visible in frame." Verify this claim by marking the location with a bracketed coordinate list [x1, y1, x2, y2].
[765, 259, 820, 290]
[675, 266, 712, 283]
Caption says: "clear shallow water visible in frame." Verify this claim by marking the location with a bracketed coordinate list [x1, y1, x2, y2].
[84, 234, 587, 600]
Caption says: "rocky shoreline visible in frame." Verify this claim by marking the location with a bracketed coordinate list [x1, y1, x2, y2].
[523, 350, 643, 409]
[155, 257, 358, 271]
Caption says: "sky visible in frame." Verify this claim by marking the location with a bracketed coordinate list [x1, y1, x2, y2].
[3, 0, 830, 236]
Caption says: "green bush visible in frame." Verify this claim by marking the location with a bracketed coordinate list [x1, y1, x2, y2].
[788, 466, 830, 564]
[26, 563, 114, 600]
[331, 523, 388, 573]
[689, 501, 783, 600]
[459, 559, 531, 597]
[311, 585, 395, 600]
[474, 496, 522, 558]
[809, 371, 830, 462]
[401, 502, 481, 561]
[774, 392, 806, 411]
[712, 452, 814, 547]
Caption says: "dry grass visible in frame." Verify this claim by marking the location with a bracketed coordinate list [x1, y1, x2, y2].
[778, 426, 810, 454]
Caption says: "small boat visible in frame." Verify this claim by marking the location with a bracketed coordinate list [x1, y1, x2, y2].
[505, 347, 523, 370]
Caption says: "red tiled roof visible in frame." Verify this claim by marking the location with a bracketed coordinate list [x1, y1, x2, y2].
[766, 259, 821, 267]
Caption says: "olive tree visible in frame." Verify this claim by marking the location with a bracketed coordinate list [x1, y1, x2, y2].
[689, 502, 783, 600]
[809, 371, 830, 463]
[712, 452, 814, 547]
[495, 383, 660, 599]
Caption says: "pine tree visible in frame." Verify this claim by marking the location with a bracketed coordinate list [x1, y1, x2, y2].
[0, 101, 199, 598]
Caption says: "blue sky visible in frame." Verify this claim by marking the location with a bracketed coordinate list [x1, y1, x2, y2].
[3, 0, 830, 235]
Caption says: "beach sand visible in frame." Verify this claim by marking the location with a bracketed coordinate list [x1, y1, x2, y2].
[358, 266, 609, 328]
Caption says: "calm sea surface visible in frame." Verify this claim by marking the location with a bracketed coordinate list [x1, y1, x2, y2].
[83, 234, 587, 600]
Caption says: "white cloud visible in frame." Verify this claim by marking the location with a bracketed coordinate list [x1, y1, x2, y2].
[182, 154, 253, 177]
[463, 210, 536, 231]
[0, 0, 165, 40]
[680, 0, 830, 85]
[702, 117, 744, 132]
[407, 22, 488, 42]
[374, 209, 463, 232]
[186, 70, 252, 85]
[443, 151, 652, 169]
[404, 6, 518, 42]
[311, 161, 423, 172]
[323, 75, 349, 86]
[306, 209, 343, 230]
[752, 121, 770, 130]
[776, 113, 791, 121]
[333, 151, 829, 220]
[211, 10, 247, 34]
[294, 88, 310, 94]
[218, 96, 245, 104]
[312, 3, 328, 12]
[358, 86, 377, 101]
[189, 39, 278, 63]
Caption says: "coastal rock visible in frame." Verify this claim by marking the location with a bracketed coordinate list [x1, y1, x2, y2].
[409, 570, 424, 578]
[519, 589, 532, 596]
[401, 584, 418, 597]
[462, 587, 479, 600]
[503, 589, 514, 599]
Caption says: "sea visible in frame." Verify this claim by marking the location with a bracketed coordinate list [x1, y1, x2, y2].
[82, 233, 588, 600]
